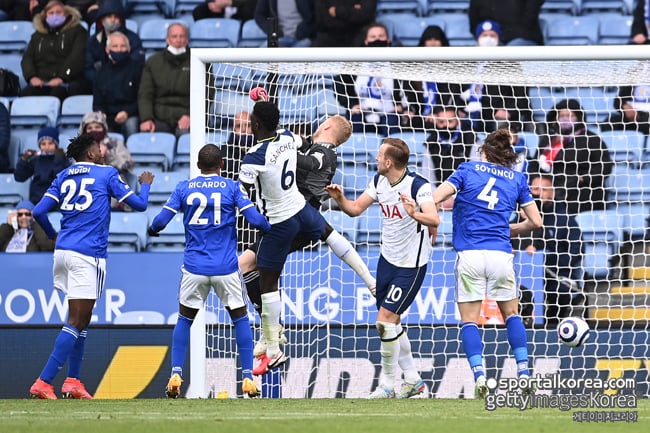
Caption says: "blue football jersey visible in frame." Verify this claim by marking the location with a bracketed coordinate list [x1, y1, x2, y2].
[445, 160, 534, 253]
[163, 174, 257, 275]
[43, 162, 135, 258]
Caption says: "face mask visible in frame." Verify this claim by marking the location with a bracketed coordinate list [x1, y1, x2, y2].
[557, 116, 575, 134]
[103, 19, 121, 33]
[478, 36, 499, 47]
[46, 14, 66, 28]
[167, 46, 187, 55]
[88, 130, 106, 143]
[109, 51, 129, 64]
[366, 40, 391, 47]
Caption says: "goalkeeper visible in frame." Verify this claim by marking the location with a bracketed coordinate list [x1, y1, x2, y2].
[239, 114, 377, 371]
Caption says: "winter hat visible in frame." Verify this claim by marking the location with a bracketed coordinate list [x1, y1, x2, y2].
[79, 111, 109, 135]
[38, 126, 59, 146]
[475, 20, 502, 40]
[16, 200, 34, 212]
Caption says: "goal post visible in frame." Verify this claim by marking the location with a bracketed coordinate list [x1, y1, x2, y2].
[187, 45, 650, 399]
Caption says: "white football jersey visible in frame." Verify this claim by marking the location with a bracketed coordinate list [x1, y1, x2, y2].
[239, 129, 306, 224]
[365, 170, 434, 268]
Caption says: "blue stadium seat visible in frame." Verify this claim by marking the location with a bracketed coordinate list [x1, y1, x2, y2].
[340, 133, 383, 166]
[190, 18, 241, 48]
[599, 130, 646, 167]
[340, 164, 373, 198]
[239, 19, 267, 47]
[276, 90, 318, 126]
[427, 0, 469, 15]
[126, 132, 177, 170]
[0, 173, 30, 206]
[567, 86, 613, 122]
[546, 16, 600, 45]
[174, 0, 203, 15]
[321, 209, 358, 243]
[10, 96, 60, 127]
[540, 0, 581, 15]
[616, 203, 650, 240]
[146, 212, 186, 251]
[108, 212, 149, 252]
[391, 16, 447, 46]
[147, 170, 189, 204]
[574, 209, 623, 279]
[376, 0, 423, 17]
[57, 95, 93, 129]
[606, 165, 650, 203]
[173, 133, 191, 169]
[397, 131, 428, 168]
[205, 129, 231, 146]
[125, 0, 174, 17]
[0, 21, 33, 53]
[517, 131, 540, 159]
[356, 205, 383, 245]
[581, 0, 628, 14]
[597, 14, 633, 44]
[441, 14, 475, 46]
[2, 52, 26, 89]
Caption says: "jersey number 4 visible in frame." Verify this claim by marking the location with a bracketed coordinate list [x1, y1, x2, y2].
[477, 177, 499, 210]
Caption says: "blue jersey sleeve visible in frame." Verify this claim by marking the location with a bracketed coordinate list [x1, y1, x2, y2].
[163, 181, 185, 213]
[32, 196, 58, 239]
[517, 173, 535, 207]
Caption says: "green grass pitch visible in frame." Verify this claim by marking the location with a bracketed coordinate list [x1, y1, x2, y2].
[2, 399, 649, 433]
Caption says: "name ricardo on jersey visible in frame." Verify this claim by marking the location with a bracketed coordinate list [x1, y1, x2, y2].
[188, 180, 228, 189]
[269, 142, 296, 165]
[475, 163, 514, 179]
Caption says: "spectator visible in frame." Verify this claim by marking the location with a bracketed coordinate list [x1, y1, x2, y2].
[92, 31, 142, 139]
[422, 104, 476, 187]
[192, 0, 256, 22]
[0, 199, 55, 252]
[0, 102, 10, 173]
[138, 22, 190, 137]
[21, 0, 90, 102]
[312, 0, 377, 47]
[79, 111, 133, 180]
[460, 20, 533, 133]
[334, 22, 405, 136]
[0, 0, 39, 20]
[84, 0, 144, 84]
[469, 0, 544, 46]
[14, 126, 71, 205]
[601, 85, 650, 135]
[32, 0, 101, 24]
[401, 25, 463, 131]
[254, 0, 314, 47]
[511, 174, 585, 326]
[528, 98, 613, 214]
[222, 111, 253, 180]
[631, 0, 650, 45]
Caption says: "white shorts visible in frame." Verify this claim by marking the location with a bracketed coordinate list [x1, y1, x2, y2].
[454, 250, 518, 303]
[178, 266, 247, 310]
[53, 249, 106, 300]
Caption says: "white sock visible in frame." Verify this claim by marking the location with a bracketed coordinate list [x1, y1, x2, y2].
[326, 230, 376, 289]
[261, 291, 282, 357]
[376, 321, 399, 389]
[396, 325, 420, 384]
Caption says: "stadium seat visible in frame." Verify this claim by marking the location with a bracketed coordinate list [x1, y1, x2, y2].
[321, 209, 358, 243]
[574, 209, 623, 279]
[597, 14, 633, 44]
[581, 0, 628, 14]
[113, 310, 166, 324]
[567, 86, 613, 123]
[427, 0, 470, 15]
[2, 52, 27, 89]
[210, 90, 254, 128]
[376, 0, 423, 17]
[190, 18, 241, 48]
[517, 131, 540, 159]
[147, 170, 188, 204]
[205, 129, 231, 146]
[441, 14, 475, 46]
[545, 16, 600, 45]
[0, 20, 33, 53]
[276, 90, 318, 126]
[139, 18, 181, 54]
[599, 130, 646, 167]
[0, 173, 30, 206]
[356, 204, 383, 245]
[540, 0, 581, 15]
[239, 19, 267, 47]
[125, 0, 174, 17]
[10, 96, 60, 127]
[436, 209, 453, 246]
[57, 95, 93, 128]
[173, 133, 191, 170]
[174, 0, 203, 15]
[126, 132, 177, 171]
[398, 131, 428, 168]
[340, 133, 383, 166]
[108, 212, 149, 252]
[146, 212, 186, 251]
[391, 16, 447, 46]
[606, 165, 650, 204]
[340, 164, 373, 198]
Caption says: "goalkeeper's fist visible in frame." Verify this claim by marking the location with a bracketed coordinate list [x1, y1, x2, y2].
[249, 86, 268, 102]
[147, 226, 159, 237]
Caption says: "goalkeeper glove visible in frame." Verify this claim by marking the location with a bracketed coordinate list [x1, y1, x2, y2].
[147, 227, 159, 237]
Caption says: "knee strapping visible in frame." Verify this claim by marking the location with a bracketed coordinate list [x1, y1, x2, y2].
[376, 321, 401, 342]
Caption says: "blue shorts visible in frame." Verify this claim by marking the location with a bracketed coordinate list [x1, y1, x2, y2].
[256, 204, 326, 271]
[375, 255, 427, 315]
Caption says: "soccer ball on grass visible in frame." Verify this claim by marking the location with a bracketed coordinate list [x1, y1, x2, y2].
[557, 317, 590, 347]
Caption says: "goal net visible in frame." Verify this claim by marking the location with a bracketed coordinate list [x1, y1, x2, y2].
[187, 46, 650, 399]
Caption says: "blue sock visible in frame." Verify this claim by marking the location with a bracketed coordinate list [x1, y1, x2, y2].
[171, 314, 193, 377]
[232, 314, 254, 380]
[40, 325, 79, 383]
[460, 322, 484, 381]
[506, 315, 530, 377]
[67, 328, 87, 379]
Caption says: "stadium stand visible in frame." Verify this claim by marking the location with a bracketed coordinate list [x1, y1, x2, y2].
[189, 18, 241, 48]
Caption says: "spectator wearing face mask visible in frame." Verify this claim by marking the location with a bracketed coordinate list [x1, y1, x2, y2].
[528, 99, 613, 214]
[469, 0, 544, 46]
[14, 126, 71, 205]
[84, 0, 144, 84]
[20, 0, 90, 102]
[0, 200, 55, 253]
[80, 111, 133, 181]
[92, 31, 143, 139]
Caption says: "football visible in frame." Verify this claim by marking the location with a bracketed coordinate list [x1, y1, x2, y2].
[557, 317, 590, 347]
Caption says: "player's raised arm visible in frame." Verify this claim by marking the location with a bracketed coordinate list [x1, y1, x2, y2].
[33, 195, 58, 239]
[123, 170, 155, 212]
[325, 183, 374, 217]
[400, 193, 440, 227]
[431, 182, 456, 208]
